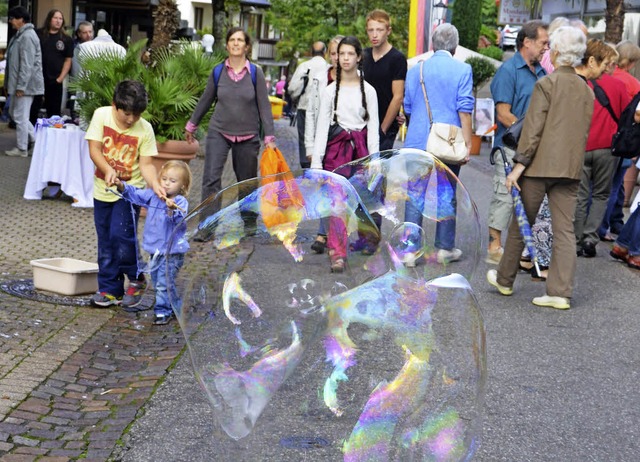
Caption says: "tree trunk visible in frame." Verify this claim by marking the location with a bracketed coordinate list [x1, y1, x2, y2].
[152, 0, 180, 50]
[605, 0, 625, 44]
[212, 0, 228, 51]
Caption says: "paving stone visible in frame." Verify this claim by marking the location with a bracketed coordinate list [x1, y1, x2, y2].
[7, 412, 39, 423]
[63, 440, 85, 449]
[0, 454, 36, 461]
[0, 441, 14, 451]
[25, 428, 60, 440]
[12, 447, 47, 455]
[50, 410, 82, 420]
[83, 449, 113, 461]
[46, 449, 84, 458]
[10, 436, 39, 447]
[39, 440, 64, 449]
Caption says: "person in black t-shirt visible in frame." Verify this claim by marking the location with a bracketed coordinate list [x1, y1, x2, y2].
[38, 9, 73, 117]
[363, 9, 407, 151]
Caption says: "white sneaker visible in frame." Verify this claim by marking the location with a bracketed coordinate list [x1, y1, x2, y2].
[486, 269, 513, 296]
[5, 147, 28, 157]
[437, 248, 462, 264]
[532, 294, 570, 310]
[405, 257, 417, 268]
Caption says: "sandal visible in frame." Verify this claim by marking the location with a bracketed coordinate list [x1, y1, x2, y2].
[330, 258, 345, 273]
[519, 260, 534, 272]
[599, 233, 615, 242]
[530, 266, 548, 282]
[310, 235, 327, 254]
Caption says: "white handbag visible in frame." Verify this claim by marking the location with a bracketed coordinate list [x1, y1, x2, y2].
[420, 62, 468, 164]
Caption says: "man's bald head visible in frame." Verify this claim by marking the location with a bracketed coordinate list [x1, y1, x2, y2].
[312, 41, 327, 56]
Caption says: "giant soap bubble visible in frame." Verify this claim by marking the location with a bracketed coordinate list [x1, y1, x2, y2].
[169, 149, 486, 461]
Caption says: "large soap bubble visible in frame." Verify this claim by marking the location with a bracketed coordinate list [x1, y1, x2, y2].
[169, 149, 486, 461]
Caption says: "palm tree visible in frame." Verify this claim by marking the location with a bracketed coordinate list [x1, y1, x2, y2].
[605, 0, 625, 43]
[152, 0, 181, 50]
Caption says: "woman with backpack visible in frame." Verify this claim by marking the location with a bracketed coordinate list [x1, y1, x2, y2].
[574, 41, 628, 258]
[186, 27, 275, 230]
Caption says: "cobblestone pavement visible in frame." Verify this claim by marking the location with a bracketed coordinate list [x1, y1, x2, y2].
[0, 118, 300, 461]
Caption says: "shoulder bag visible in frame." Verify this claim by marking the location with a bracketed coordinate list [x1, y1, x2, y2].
[502, 117, 524, 150]
[420, 62, 468, 164]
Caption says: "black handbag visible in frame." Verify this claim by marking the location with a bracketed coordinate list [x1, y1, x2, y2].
[502, 117, 524, 150]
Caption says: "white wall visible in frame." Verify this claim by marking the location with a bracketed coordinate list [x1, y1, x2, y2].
[177, 0, 213, 32]
[1, 21, 7, 49]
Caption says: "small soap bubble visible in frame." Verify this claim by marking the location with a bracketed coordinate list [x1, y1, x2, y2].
[389, 222, 426, 263]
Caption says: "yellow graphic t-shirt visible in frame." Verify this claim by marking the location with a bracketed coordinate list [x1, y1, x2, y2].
[85, 106, 158, 202]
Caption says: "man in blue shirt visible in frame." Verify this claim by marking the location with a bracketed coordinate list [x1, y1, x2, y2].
[487, 20, 549, 265]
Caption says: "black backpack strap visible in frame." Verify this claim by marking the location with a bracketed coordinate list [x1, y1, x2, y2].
[591, 79, 619, 124]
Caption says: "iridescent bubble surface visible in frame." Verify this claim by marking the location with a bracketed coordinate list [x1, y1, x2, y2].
[169, 149, 485, 461]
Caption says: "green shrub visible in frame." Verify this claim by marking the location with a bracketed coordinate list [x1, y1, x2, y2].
[478, 46, 504, 61]
[480, 24, 497, 44]
[452, 0, 483, 51]
[465, 56, 497, 96]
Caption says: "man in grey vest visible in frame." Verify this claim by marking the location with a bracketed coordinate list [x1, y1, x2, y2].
[288, 41, 328, 168]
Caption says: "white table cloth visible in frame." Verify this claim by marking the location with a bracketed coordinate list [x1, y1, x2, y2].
[24, 126, 94, 208]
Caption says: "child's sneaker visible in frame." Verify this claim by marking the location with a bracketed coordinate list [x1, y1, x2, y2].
[153, 312, 174, 325]
[90, 292, 121, 307]
[121, 278, 147, 309]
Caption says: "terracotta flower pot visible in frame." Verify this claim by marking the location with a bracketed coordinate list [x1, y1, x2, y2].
[469, 134, 482, 156]
[152, 139, 199, 172]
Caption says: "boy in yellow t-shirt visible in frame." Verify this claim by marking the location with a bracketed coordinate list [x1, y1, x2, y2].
[86, 80, 164, 308]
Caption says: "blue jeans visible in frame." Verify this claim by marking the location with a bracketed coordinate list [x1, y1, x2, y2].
[94, 198, 141, 297]
[599, 159, 630, 237]
[151, 253, 184, 316]
[617, 206, 640, 256]
[404, 163, 460, 250]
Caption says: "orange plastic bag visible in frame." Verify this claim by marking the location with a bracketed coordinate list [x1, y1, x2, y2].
[259, 146, 305, 229]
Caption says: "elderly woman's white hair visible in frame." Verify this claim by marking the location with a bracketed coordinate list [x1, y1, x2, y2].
[548, 16, 570, 35]
[550, 26, 586, 67]
[432, 24, 459, 54]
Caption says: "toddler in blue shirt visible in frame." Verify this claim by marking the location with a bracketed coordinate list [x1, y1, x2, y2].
[116, 160, 191, 325]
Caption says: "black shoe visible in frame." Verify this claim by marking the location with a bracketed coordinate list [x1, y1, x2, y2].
[582, 241, 597, 258]
[576, 247, 584, 257]
[192, 229, 210, 242]
[310, 235, 327, 254]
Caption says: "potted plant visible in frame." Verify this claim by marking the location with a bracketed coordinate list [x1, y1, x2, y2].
[71, 39, 224, 170]
[465, 56, 497, 155]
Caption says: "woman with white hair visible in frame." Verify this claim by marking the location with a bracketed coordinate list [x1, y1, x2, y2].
[402, 23, 474, 265]
[487, 26, 594, 310]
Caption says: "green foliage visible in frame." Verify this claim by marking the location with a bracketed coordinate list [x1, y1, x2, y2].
[481, 0, 498, 26]
[478, 45, 503, 61]
[465, 56, 496, 96]
[480, 24, 497, 44]
[266, 0, 410, 61]
[70, 39, 224, 142]
[196, 27, 213, 38]
[452, 0, 483, 51]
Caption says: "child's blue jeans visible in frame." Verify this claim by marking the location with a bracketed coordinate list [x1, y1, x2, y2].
[94, 198, 141, 297]
[151, 253, 184, 317]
